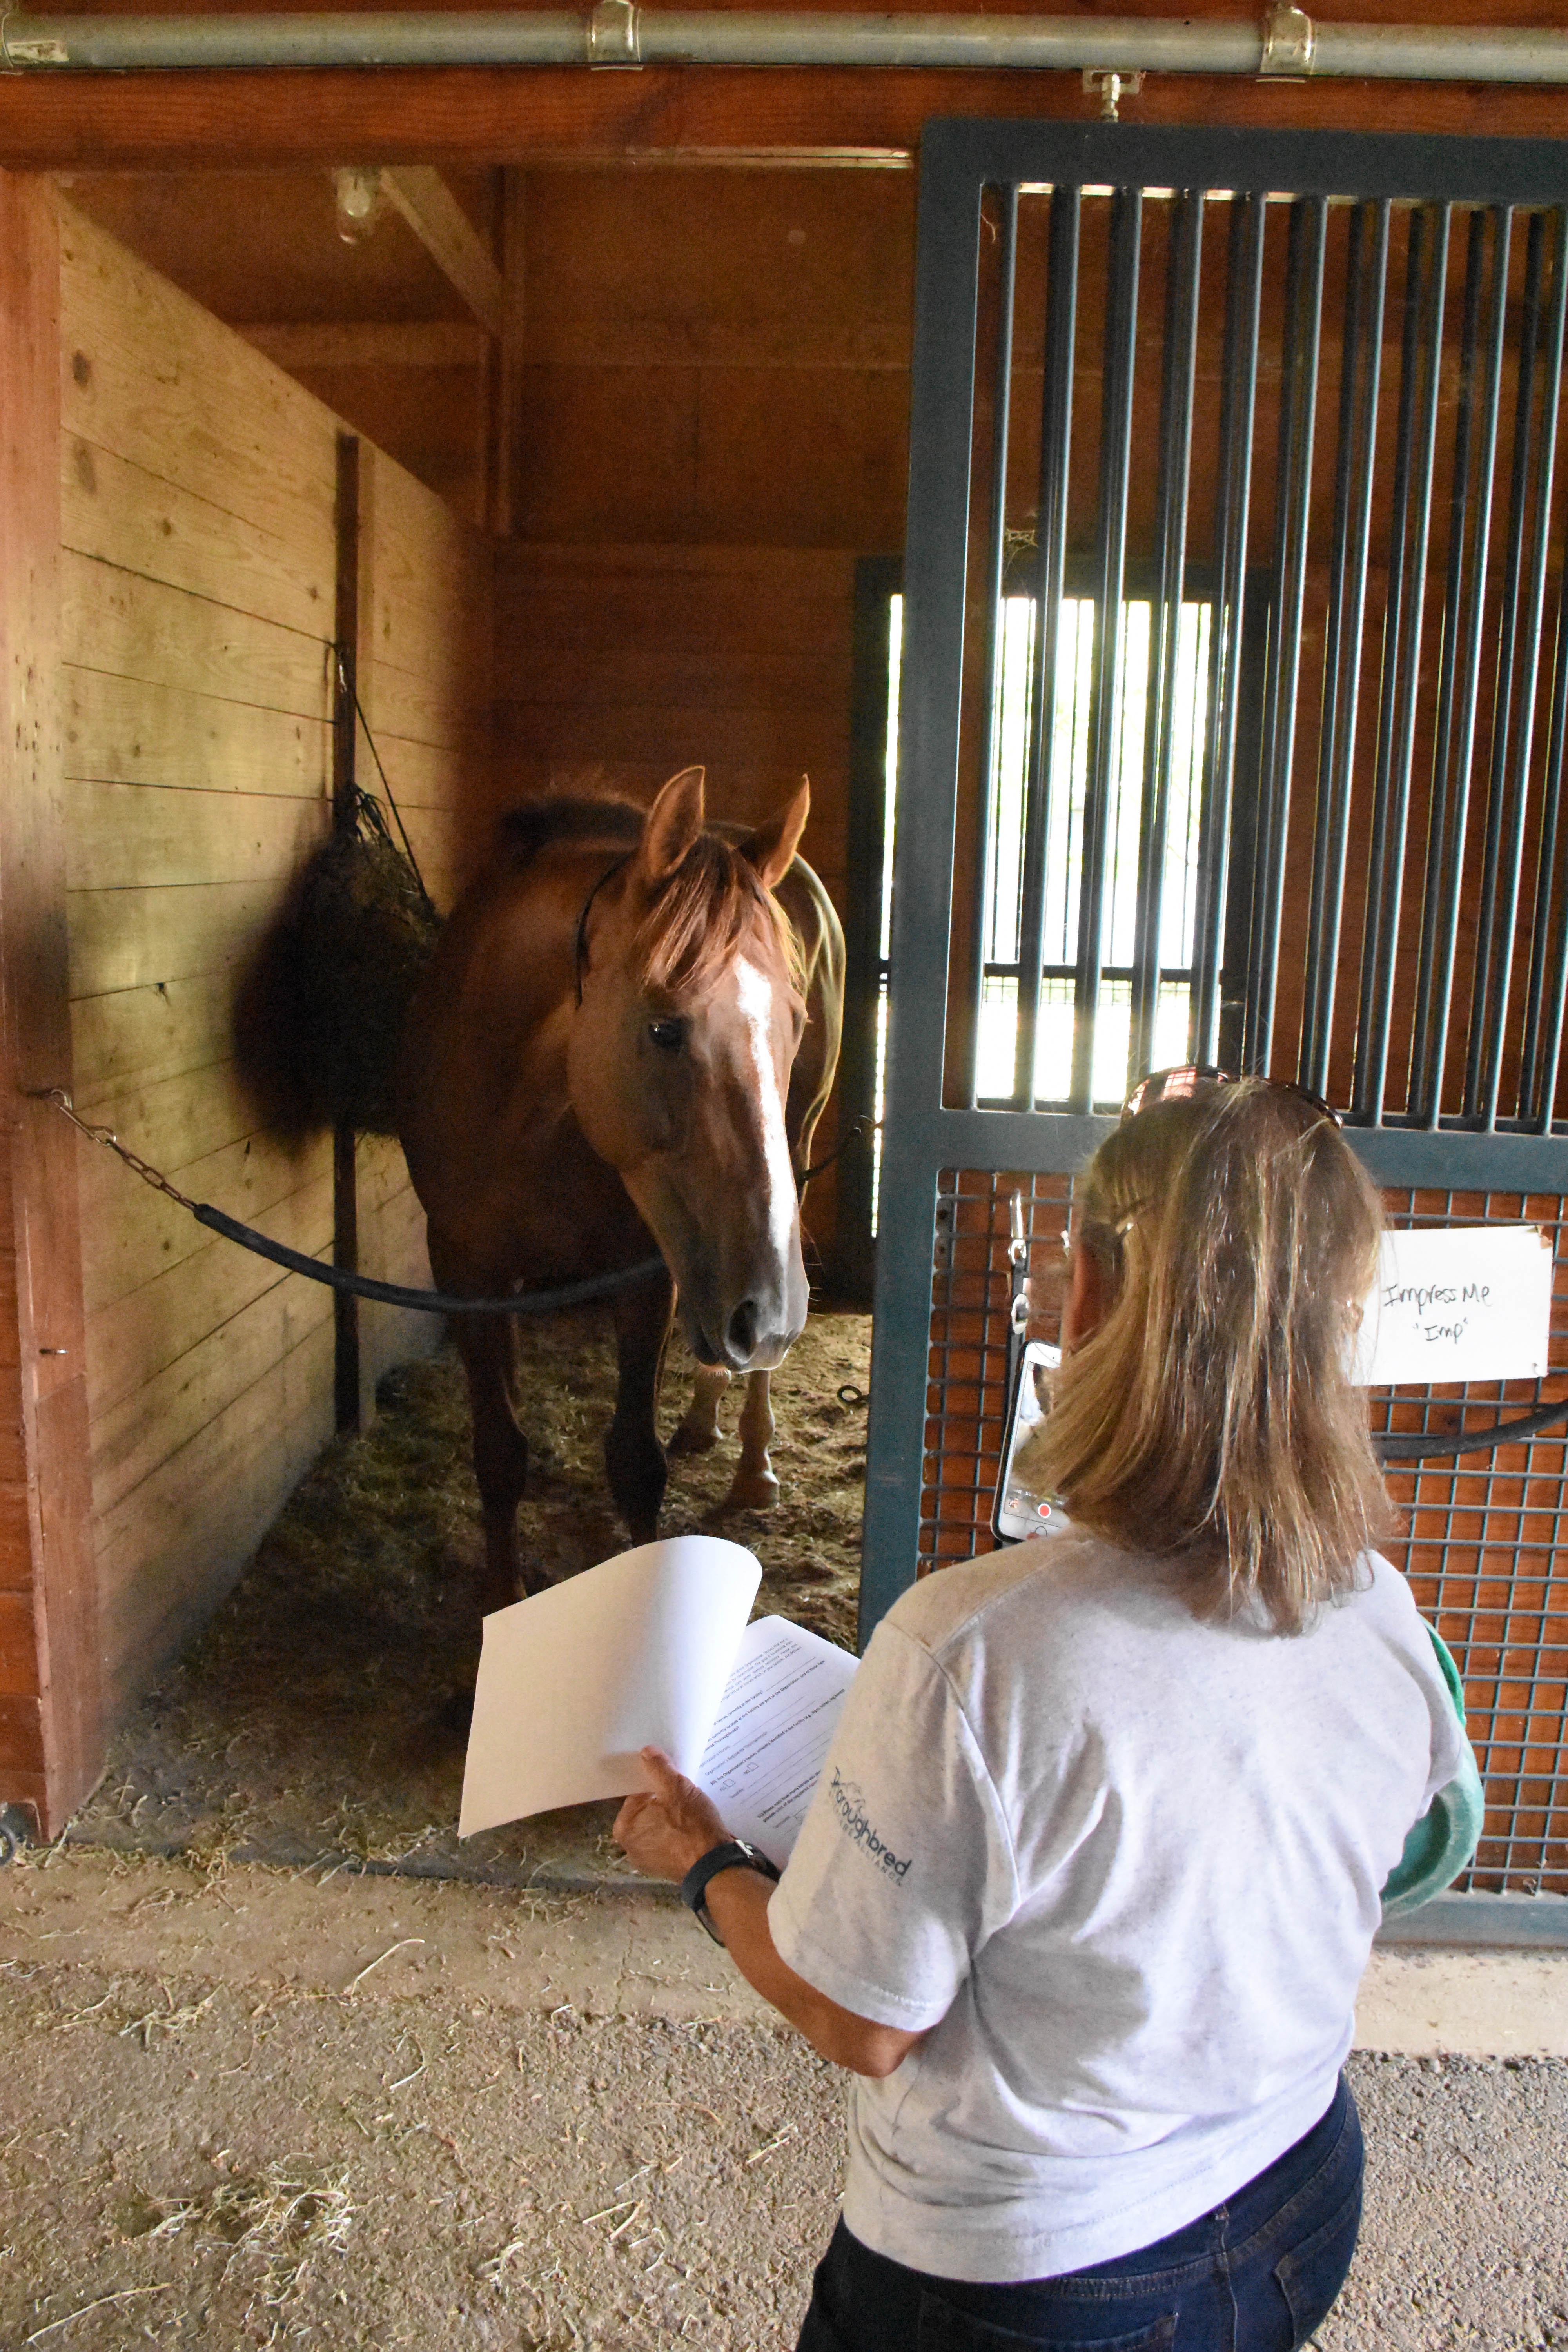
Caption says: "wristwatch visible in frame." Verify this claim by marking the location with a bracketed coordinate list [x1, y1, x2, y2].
[679, 1838, 782, 1945]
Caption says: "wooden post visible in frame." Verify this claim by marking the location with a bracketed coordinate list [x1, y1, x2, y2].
[485, 168, 525, 539]
[0, 171, 102, 1838]
[332, 432, 362, 1437]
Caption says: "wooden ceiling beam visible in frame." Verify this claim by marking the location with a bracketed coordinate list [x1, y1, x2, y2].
[377, 165, 504, 336]
[7, 65, 1568, 172]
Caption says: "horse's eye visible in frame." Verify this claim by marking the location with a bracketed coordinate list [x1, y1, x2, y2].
[648, 1017, 686, 1054]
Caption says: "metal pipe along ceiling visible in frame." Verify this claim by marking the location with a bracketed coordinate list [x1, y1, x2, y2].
[2, 5, 1568, 84]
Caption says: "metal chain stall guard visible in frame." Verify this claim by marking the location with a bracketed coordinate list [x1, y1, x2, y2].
[40, 1092, 665, 1314]
[41, 1082, 855, 1316]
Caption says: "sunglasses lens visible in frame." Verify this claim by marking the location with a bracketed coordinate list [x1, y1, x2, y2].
[1120, 1068, 1342, 1127]
[1122, 1066, 1228, 1119]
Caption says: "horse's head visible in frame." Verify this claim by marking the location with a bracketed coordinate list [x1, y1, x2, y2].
[567, 766, 811, 1372]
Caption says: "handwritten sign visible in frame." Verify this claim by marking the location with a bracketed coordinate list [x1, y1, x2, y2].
[1352, 1225, 1555, 1387]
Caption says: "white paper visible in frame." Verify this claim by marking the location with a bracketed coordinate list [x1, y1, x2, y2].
[695, 1615, 858, 1869]
[1353, 1225, 1555, 1387]
[459, 1535, 760, 1837]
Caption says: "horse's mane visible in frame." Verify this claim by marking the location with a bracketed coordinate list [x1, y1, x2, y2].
[496, 793, 800, 995]
[636, 831, 800, 996]
[496, 794, 642, 866]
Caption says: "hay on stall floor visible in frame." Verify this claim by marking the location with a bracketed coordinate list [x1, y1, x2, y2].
[70, 1313, 872, 1884]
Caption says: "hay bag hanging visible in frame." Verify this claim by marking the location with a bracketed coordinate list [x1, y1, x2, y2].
[236, 792, 444, 1140]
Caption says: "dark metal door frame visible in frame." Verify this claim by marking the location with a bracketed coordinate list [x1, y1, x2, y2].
[863, 121, 1568, 1935]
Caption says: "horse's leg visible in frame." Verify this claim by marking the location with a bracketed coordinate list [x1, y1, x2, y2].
[668, 1363, 732, 1455]
[723, 1370, 780, 1512]
[452, 1309, 533, 1610]
[606, 1269, 676, 1543]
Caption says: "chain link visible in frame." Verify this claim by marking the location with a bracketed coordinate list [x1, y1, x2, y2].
[39, 1090, 200, 1215]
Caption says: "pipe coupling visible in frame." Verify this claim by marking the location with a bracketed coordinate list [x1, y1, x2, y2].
[1259, 3, 1316, 76]
[587, 0, 642, 67]
[0, 11, 70, 67]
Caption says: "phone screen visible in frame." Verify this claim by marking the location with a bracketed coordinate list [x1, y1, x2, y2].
[993, 1340, 1065, 1544]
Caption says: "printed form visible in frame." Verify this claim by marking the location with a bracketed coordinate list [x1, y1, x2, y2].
[699, 1616, 858, 1868]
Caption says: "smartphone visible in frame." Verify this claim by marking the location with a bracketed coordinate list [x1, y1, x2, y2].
[992, 1339, 1065, 1544]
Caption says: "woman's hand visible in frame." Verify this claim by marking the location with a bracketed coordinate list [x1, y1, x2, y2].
[612, 1746, 730, 1882]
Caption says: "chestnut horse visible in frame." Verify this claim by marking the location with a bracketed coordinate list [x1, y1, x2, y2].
[396, 768, 841, 1614]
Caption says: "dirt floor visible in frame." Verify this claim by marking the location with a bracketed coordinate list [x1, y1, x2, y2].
[67, 1312, 872, 1886]
[27, 1310, 1568, 2347]
[1, 1853, 1566, 2352]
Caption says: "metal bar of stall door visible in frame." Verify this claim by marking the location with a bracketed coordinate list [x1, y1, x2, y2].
[1519, 555, 1568, 1121]
[1300, 199, 1388, 1100]
[965, 187, 1019, 1110]
[1244, 196, 1326, 1075]
[1070, 186, 1142, 1112]
[1419, 206, 1512, 1128]
[1350, 206, 1427, 1118]
[860, 137, 981, 1648]
[1465, 211, 1548, 1124]
[1479, 207, 1568, 1128]
[1191, 192, 1265, 1068]
[1015, 186, 1080, 1111]
[1357, 205, 1451, 1124]
[1129, 188, 1203, 1090]
[1525, 567, 1568, 1130]
[1409, 206, 1488, 1122]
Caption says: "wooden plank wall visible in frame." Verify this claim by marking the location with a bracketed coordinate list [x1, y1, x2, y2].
[354, 443, 494, 1404]
[56, 200, 490, 1722]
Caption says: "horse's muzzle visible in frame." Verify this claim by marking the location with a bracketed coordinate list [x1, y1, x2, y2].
[690, 1289, 802, 1373]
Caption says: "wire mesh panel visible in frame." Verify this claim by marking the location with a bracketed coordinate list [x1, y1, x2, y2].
[918, 1178, 1568, 1895]
[868, 122, 1568, 1930]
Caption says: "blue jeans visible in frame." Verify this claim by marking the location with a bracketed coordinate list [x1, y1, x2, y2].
[797, 2074, 1363, 2352]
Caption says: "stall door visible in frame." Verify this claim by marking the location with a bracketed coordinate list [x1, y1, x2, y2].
[866, 122, 1568, 1917]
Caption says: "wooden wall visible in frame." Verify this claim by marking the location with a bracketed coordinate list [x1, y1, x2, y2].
[56, 199, 490, 1727]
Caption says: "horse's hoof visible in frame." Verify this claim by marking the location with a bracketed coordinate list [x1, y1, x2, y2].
[668, 1423, 720, 1457]
[724, 1472, 780, 1512]
[438, 1687, 475, 1741]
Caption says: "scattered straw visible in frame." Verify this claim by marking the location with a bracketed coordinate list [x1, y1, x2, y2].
[341, 1937, 424, 1994]
[24, 2285, 172, 2343]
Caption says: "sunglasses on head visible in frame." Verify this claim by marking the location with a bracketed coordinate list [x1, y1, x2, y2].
[1120, 1066, 1343, 1128]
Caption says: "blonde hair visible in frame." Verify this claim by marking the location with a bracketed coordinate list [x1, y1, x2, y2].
[1025, 1080, 1397, 1635]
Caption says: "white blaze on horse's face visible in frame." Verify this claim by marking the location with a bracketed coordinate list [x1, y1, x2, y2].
[733, 958, 800, 1283]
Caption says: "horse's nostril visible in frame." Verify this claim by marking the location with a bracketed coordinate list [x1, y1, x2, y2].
[728, 1301, 759, 1360]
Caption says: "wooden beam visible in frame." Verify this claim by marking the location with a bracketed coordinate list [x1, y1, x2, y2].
[243, 320, 489, 370]
[379, 166, 504, 338]
[0, 169, 102, 1840]
[7, 60, 1568, 170]
[331, 432, 361, 1438]
[485, 167, 524, 538]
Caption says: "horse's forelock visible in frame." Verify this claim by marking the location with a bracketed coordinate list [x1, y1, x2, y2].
[633, 834, 801, 998]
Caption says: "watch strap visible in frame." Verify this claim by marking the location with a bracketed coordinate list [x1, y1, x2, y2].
[679, 1838, 781, 1942]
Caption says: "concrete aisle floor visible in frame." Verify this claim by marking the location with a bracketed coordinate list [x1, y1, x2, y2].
[1, 1852, 1565, 2351]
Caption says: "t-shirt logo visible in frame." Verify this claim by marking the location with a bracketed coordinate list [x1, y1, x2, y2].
[829, 1769, 911, 1881]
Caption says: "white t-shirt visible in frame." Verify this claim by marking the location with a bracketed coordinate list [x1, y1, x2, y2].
[768, 1534, 1466, 2284]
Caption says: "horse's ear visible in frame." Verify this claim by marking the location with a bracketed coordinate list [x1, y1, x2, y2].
[635, 766, 706, 888]
[739, 776, 810, 891]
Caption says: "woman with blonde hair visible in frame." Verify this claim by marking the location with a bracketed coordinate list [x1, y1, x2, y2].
[615, 1071, 1479, 2351]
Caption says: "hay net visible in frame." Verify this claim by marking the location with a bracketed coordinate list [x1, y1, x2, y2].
[243, 789, 444, 1139]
